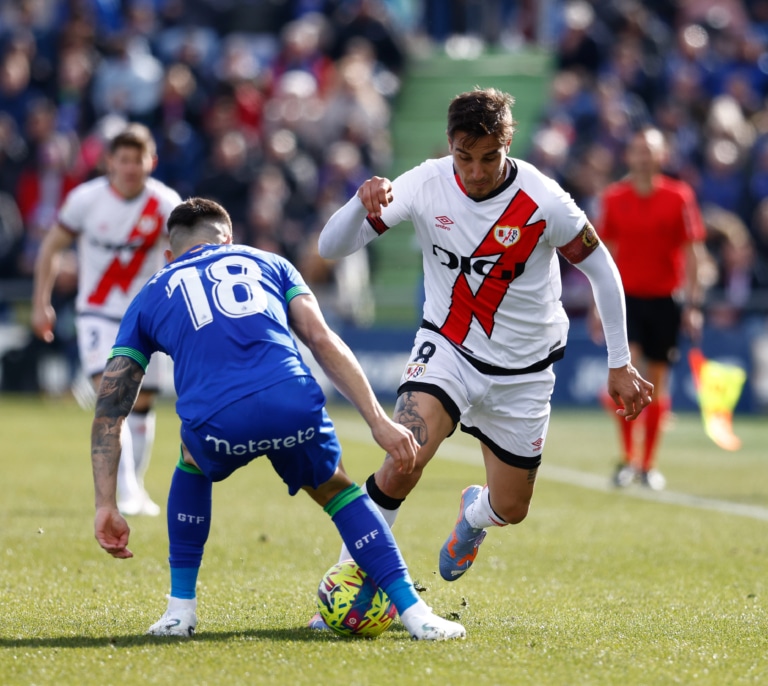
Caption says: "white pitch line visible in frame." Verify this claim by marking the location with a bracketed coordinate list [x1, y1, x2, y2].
[334, 416, 768, 523]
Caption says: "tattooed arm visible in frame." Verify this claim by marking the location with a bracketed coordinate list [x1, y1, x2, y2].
[91, 355, 144, 559]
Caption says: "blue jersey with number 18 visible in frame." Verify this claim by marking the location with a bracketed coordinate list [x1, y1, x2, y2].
[111, 243, 313, 429]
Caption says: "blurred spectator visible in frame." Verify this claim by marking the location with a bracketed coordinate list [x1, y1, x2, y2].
[267, 14, 336, 98]
[212, 38, 267, 145]
[16, 130, 82, 276]
[0, 112, 29, 196]
[302, 139, 375, 326]
[194, 129, 253, 240]
[258, 127, 319, 233]
[329, 0, 407, 77]
[321, 43, 392, 168]
[751, 198, 768, 289]
[150, 63, 207, 197]
[0, 191, 23, 281]
[90, 31, 164, 123]
[703, 205, 757, 327]
[695, 137, 747, 220]
[54, 45, 97, 137]
[0, 47, 42, 131]
[263, 68, 327, 155]
[555, 0, 605, 77]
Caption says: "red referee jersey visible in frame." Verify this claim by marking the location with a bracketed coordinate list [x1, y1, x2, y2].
[596, 175, 705, 297]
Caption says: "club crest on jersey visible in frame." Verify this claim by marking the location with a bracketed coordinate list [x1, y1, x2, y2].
[494, 225, 521, 247]
[405, 363, 426, 380]
[138, 215, 158, 235]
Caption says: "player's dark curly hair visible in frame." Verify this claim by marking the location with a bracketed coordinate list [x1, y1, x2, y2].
[447, 87, 517, 147]
[168, 197, 233, 252]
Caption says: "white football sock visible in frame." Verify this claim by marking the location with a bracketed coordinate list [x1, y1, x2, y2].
[117, 422, 142, 503]
[167, 596, 197, 612]
[465, 485, 507, 529]
[127, 410, 156, 488]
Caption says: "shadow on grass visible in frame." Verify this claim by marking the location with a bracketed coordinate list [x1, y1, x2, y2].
[0, 627, 410, 648]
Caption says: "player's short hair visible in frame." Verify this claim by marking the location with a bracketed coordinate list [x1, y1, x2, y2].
[168, 197, 233, 252]
[109, 123, 157, 157]
[447, 87, 517, 147]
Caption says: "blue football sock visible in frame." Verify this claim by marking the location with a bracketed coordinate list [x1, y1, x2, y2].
[167, 457, 212, 599]
[325, 484, 420, 613]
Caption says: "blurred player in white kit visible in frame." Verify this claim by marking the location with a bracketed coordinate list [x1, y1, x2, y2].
[32, 123, 181, 516]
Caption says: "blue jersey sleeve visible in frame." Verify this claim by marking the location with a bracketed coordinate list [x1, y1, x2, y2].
[276, 256, 311, 303]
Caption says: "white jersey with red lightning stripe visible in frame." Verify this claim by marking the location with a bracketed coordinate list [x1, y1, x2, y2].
[372, 156, 588, 370]
[58, 176, 182, 320]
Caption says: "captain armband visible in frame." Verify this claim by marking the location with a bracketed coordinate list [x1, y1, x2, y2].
[557, 222, 600, 264]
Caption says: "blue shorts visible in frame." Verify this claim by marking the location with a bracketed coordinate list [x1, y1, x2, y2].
[180, 375, 342, 494]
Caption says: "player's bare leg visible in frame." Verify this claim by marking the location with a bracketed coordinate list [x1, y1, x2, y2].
[376, 391, 455, 498]
[336, 391, 454, 561]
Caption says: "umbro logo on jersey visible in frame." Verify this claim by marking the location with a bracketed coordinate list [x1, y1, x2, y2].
[434, 216, 454, 230]
[494, 225, 521, 247]
[531, 437, 544, 452]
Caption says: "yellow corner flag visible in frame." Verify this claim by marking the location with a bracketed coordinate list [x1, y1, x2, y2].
[688, 349, 747, 451]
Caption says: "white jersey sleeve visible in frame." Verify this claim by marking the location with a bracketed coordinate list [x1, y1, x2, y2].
[57, 181, 94, 235]
[573, 243, 631, 368]
[317, 195, 378, 259]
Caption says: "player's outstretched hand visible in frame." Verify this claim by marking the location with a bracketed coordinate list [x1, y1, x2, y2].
[94, 506, 133, 559]
[607, 363, 654, 421]
[371, 418, 419, 474]
[357, 176, 393, 217]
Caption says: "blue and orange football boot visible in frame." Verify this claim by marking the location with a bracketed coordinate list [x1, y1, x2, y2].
[439, 485, 487, 581]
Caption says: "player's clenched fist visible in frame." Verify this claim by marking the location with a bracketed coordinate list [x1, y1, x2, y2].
[357, 176, 393, 217]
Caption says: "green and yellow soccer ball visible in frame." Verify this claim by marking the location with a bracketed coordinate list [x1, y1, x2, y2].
[316, 560, 397, 638]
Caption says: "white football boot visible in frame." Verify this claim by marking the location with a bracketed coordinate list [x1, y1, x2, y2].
[147, 598, 197, 637]
[399, 600, 466, 640]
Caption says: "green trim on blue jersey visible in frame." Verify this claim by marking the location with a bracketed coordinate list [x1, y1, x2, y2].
[109, 346, 149, 371]
[285, 285, 311, 302]
[176, 450, 204, 475]
[323, 483, 363, 517]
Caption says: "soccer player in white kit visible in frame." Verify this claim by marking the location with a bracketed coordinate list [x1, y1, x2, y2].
[32, 123, 182, 516]
[310, 88, 654, 608]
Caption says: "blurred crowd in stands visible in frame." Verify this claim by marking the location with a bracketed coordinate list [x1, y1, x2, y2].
[0, 0, 415, 330]
[531, 0, 768, 328]
[1, 0, 768, 336]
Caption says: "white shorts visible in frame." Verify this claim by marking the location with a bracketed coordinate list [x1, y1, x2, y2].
[398, 329, 555, 468]
[76, 314, 167, 390]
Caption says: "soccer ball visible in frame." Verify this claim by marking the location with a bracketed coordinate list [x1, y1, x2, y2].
[316, 560, 397, 638]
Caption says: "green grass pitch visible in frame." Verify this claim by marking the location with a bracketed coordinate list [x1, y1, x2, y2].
[1, 394, 767, 685]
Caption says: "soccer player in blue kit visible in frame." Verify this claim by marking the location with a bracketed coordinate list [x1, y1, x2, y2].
[90, 197, 466, 640]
